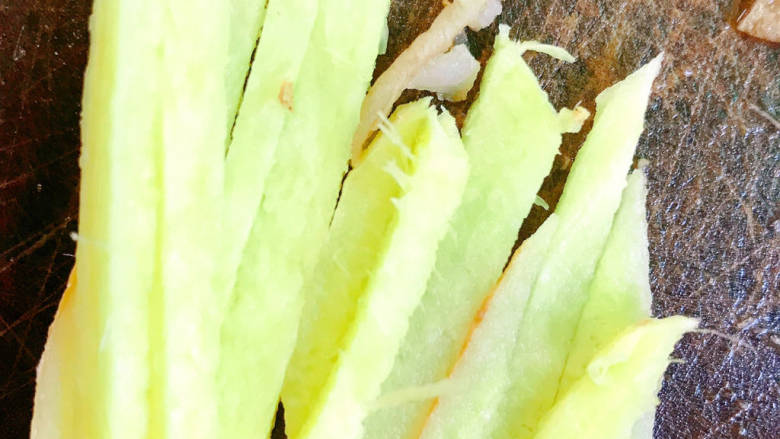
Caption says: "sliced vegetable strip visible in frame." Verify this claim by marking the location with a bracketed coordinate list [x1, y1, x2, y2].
[219, 0, 392, 436]
[491, 54, 663, 439]
[222, 0, 319, 294]
[32, 1, 233, 437]
[284, 99, 468, 439]
[32, 1, 165, 437]
[156, 1, 230, 437]
[558, 168, 652, 396]
[420, 215, 560, 439]
[533, 317, 698, 439]
[218, 2, 321, 432]
[364, 27, 574, 439]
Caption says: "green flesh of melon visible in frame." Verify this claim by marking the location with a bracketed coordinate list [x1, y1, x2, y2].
[217, 1, 320, 434]
[533, 317, 698, 439]
[558, 169, 652, 396]
[420, 167, 652, 439]
[420, 214, 560, 439]
[284, 99, 436, 435]
[222, 0, 318, 297]
[32, 0, 240, 438]
[156, 2, 231, 437]
[30, 2, 677, 438]
[363, 26, 568, 439]
[218, 0, 392, 436]
[32, 2, 163, 438]
[489, 54, 663, 439]
[283, 99, 468, 439]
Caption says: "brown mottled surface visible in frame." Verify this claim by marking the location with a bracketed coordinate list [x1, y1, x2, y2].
[1, 1, 778, 438]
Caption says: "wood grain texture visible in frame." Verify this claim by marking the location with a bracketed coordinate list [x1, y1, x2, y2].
[1, 1, 778, 438]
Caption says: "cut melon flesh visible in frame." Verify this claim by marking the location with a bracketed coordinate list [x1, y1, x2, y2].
[156, 1, 230, 437]
[558, 169, 652, 396]
[31, 1, 165, 437]
[284, 100, 437, 435]
[363, 26, 573, 439]
[217, 3, 320, 432]
[222, 0, 318, 294]
[283, 99, 468, 439]
[489, 54, 663, 439]
[420, 214, 560, 439]
[533, 317, 699, 439]
[32, 1, 232, 438]
[225, 0, 267, 134]
[420, 167, 651, 439]
[218, 0, 392, 436]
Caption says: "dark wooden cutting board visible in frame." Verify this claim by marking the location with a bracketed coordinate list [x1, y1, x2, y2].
[1, 0, 778, 437]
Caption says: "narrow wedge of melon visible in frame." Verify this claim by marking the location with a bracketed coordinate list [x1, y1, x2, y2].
[284, 100, 436, 434]
[33, 1, 235, 437]
[420, 214, 560, 439]
[218, 0, 392, 436]
[363, 26, 575, 439]
[221, 0, 319, 296]
[155, 1, 230, 438]
[558, 169, 652, 396]
[490, 54, 663, 439]
[533, 317, 698, 439]
[283, 99, 468, 439]
[31, 1, 165, 437]
[217, 3, 320, 431]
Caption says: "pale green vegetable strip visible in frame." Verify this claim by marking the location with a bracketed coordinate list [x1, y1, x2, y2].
[284, 100, 433, 437]
[533, 317, 698, 439]
[364, 26, 570, 439]
[420, 215, 560, 439]
[558, 169, 652, 396]
[157, 1, 229, 438]
[31, 1, 164, 437]
[226, 0, 267, 133]
[221, 0, 319, 297]
[285, 100, 468, 439]
[218, 3, 319, 430]
[219, 0, 391, 437]
[492, 54, 663, 439]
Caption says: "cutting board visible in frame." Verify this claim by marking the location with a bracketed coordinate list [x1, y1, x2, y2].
[1, 0, 778, 437]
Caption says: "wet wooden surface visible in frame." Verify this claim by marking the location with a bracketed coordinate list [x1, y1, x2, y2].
[1, 0, 778, 437]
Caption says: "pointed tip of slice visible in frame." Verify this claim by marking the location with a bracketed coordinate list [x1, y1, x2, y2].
[595, 52, 664, 109]
[641, 52, 664, 86]
[586, 316, 699, 385]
